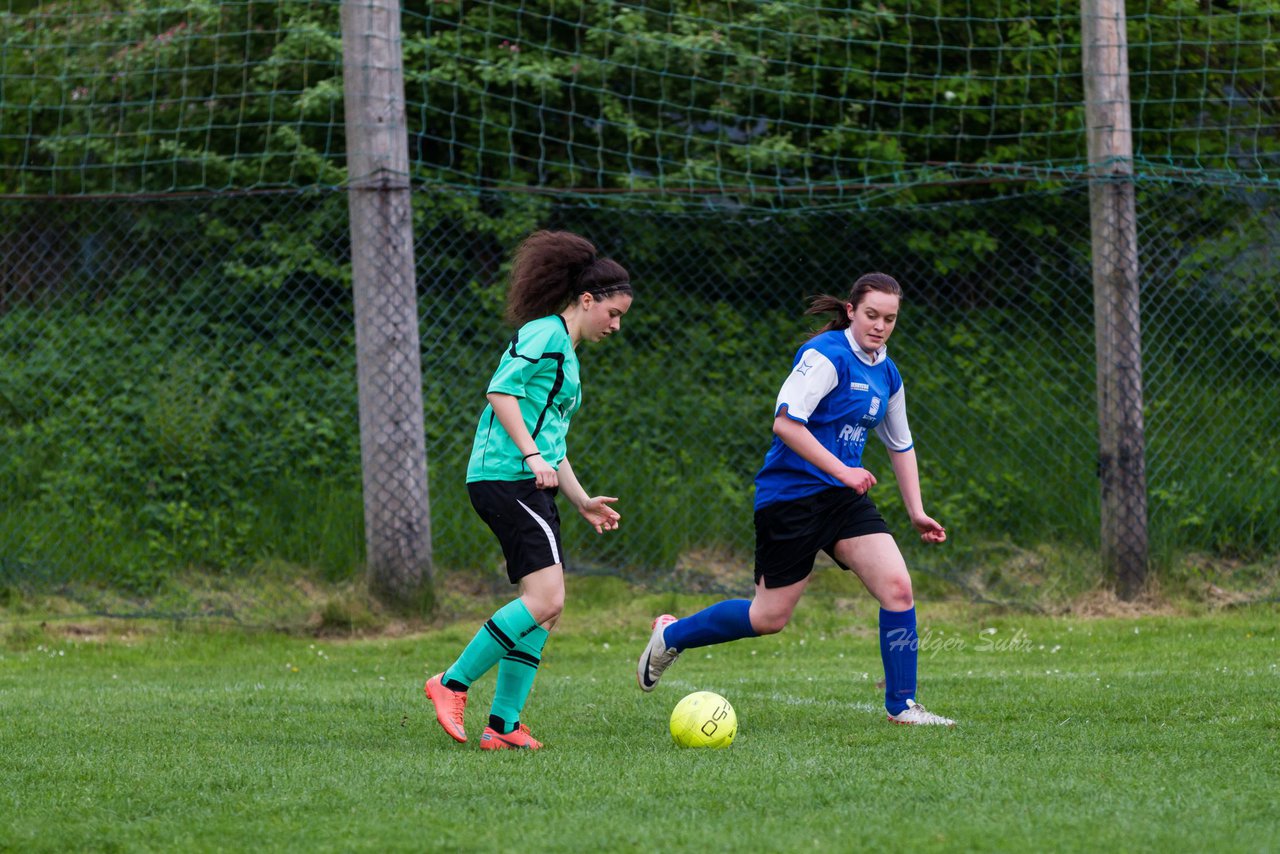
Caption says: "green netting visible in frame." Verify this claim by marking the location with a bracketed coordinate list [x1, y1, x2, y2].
[1, 1, 1278, 619]
[2, 185, 1276, 618]
[1, 1, 1276, 205]
[414, 0, 1278, 207]
[0, 0, 347, 195]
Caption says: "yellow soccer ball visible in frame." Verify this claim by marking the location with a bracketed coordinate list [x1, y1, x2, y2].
[669, 691, 737, 749]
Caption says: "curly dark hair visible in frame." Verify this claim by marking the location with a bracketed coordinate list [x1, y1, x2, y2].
[804, 272, 902, 339]
[503, 230, 631, 326]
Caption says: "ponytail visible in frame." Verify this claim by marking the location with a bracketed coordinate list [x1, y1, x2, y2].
[804, 272, 902, 340]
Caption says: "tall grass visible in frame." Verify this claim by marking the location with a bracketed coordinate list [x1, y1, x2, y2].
[3, 294, 1277, 599]
[245, 479, 365, 582]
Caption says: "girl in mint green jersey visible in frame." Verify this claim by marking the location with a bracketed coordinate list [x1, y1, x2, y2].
[425, 230, 633, 750]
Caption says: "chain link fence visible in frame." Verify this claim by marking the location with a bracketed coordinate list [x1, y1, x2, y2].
[1, 184, 1277, 619]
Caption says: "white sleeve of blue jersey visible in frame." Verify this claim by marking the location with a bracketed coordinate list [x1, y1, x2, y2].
[874, 385, 914, 451]
[774, 348, 838, 422]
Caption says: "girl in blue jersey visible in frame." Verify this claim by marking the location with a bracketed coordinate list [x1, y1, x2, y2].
[426, 230, 633, 749]
[638, 272, 955, 726]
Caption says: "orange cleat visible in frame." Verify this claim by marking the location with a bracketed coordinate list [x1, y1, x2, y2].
[479, 723, 543, 751]
[424, 672, 468, 743]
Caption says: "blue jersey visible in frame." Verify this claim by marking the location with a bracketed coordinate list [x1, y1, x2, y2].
[754, 328, 914, 510]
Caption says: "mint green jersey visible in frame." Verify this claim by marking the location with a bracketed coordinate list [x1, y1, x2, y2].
[467, 315, 581, 482]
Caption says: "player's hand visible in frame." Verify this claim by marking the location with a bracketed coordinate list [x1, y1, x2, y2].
[840, 466, 877, 495]
[529, 455, 559, 490]
[912, 514, 947, 543]
[578, 496, 620, 533]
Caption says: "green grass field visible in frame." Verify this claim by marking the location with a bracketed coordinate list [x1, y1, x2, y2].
[2, 579, 1278, 853]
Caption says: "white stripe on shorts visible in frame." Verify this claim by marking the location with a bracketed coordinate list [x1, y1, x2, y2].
[517, 498, 560, 566]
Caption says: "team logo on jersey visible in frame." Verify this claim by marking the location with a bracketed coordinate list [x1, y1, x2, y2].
[859, 395, 883, 427]
[850, 382, 869, 391]
[795, 356, 816, 376]
[839, 423, 866, 444]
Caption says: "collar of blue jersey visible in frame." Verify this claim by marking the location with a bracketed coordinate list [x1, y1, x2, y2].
[844, 327, 887, 366]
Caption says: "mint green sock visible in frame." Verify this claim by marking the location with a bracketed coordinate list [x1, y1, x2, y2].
[490, 623, 550, 732]
[443, 599, 540, 688]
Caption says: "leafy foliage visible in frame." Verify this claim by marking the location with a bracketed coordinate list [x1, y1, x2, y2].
[0, 0, 346, 194]
[0, 1, 1277, 597]
[410, 0, 1278, 202]
[3, 1, 1276, 199]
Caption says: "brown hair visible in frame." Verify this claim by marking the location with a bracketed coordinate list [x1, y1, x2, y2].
[503, 230, 632, 326]
[804, 272, 902, 339]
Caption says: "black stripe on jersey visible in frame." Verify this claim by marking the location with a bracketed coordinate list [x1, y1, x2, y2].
[505, 323, 567, 441]
[531, 355, 566, 439]
[503, 649, 541, 669]
[483, 619, 515, 650]
[476, 410, 498, 473]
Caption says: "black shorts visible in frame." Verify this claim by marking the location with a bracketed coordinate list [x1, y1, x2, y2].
[467, 480, 563, 584]
[753, 487, 891, 589]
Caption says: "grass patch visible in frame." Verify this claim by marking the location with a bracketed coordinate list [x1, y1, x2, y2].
[2, 584, 1278, 852]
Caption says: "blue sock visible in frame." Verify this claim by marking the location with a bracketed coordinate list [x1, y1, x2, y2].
[663, 599, 757, 651]
[880, 606, 918, 715]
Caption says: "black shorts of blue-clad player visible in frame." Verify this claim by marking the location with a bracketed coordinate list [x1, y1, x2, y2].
[753, 486, 891, 589]
[467, 480, 564, 583]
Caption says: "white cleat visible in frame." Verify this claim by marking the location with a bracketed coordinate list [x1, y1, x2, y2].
[637, 614, 680, 692]
[887, 699, 956, 727]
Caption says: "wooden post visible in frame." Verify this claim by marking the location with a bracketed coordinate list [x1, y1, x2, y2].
[1082, 0, 1147, 599]
[341, 0, 432, 607]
